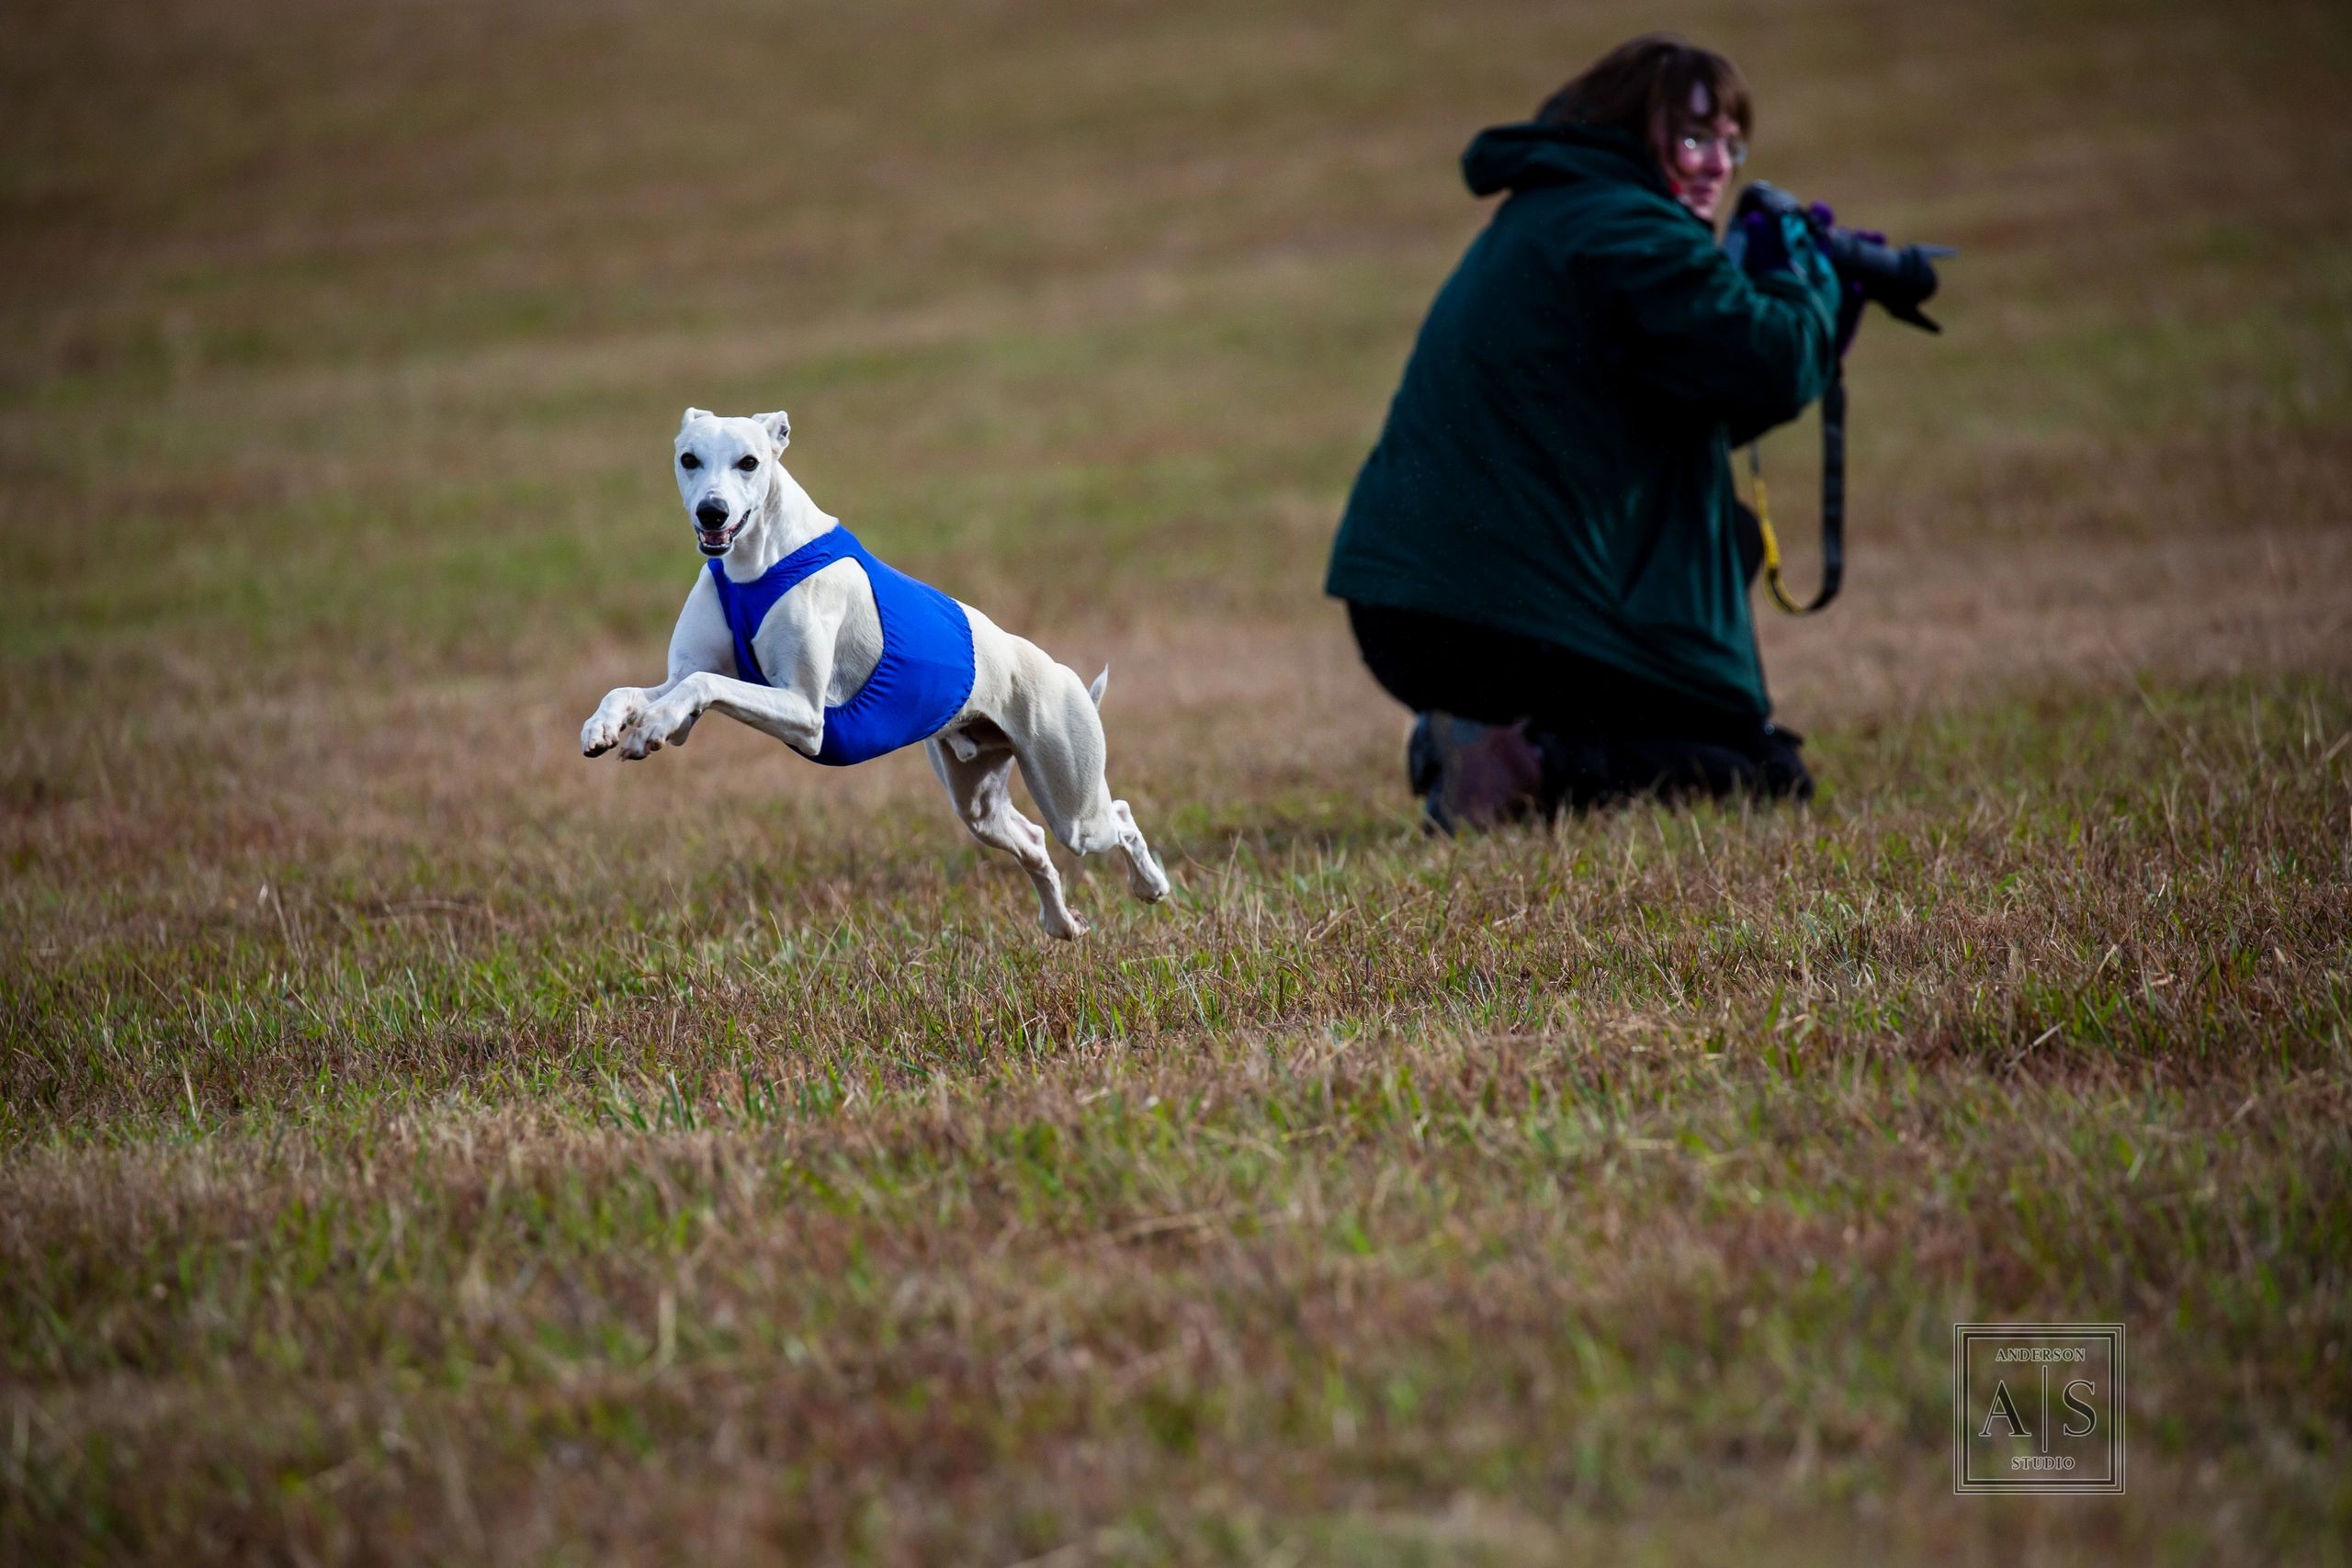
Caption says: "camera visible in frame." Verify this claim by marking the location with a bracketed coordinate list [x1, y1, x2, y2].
[1733, 181, 1953, 333]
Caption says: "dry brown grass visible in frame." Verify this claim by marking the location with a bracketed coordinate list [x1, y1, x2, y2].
[5, 0, 2351, 1561]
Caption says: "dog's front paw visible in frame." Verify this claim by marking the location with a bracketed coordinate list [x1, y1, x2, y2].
[582, 690, 647, 757]
[621, 693, 701, 759]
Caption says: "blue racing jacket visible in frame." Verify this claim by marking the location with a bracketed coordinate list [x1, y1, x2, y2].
[705, 526, 977, 766]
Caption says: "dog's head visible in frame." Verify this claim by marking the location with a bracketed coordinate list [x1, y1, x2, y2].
[674, 407, 791, 557]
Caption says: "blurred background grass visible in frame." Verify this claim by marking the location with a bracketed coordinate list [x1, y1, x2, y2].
[5, 0, 2346, 673]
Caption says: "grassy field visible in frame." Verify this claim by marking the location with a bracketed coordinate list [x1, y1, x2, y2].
[5, 0, 2350, 1560]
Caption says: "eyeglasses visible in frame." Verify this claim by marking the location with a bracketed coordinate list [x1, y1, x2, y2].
[1677, 130, 1749, 167]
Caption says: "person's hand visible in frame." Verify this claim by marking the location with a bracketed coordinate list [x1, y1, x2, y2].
[1731, 195, 1849, 352]
[1728, 202, 1790, 274]
[1734, 207, 1837, 291]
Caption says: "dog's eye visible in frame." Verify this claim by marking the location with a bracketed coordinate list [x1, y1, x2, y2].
[734, 455, 759, 472]
[679, 453, 700, 470]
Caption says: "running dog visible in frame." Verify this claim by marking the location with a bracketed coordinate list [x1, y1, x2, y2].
[581, 408, 1170, 939]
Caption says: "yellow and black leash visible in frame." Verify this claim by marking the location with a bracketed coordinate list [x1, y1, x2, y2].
[1749, 370, 1847, 615]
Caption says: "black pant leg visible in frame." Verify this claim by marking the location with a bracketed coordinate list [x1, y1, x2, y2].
[1350, 602, 1737, 737]
[1348, 602, 1562, 725]
[1348, 599, 1813, 809]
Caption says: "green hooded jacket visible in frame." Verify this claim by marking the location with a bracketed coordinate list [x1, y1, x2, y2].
[1325, 120, 1840, 719]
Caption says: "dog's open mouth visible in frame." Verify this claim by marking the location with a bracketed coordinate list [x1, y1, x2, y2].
[695, 521, 743, 556]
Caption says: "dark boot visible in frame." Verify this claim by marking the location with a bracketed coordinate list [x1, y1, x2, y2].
[1409, 712, 1547, 834]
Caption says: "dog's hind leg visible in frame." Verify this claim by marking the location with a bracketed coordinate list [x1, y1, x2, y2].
[1005, 660, 1170, 907]
[1103, 797, 1170, 905]
[926, 737, 1086, 941]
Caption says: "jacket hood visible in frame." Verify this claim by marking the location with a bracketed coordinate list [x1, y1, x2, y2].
[1460, 120, 1670, 201]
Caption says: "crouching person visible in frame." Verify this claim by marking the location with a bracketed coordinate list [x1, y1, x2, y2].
[1326, 35, 1841, 830]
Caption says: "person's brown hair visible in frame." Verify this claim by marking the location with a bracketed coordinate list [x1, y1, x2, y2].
[1535, 33, 1752, 152]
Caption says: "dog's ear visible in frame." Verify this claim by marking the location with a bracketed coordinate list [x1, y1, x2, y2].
[754, 410, 791, 452]
[679, 407, 712, 430]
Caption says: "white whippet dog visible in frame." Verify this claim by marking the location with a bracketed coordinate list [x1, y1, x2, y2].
[581, 408, 1170, 939]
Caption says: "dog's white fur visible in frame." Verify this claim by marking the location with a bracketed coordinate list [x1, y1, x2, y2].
[581, 408, 1169, 939]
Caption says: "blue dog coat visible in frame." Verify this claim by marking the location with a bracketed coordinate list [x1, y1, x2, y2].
[705, 526, 977, 767]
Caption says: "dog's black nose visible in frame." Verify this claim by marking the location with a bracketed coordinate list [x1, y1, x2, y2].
[695, 500, 729, 529]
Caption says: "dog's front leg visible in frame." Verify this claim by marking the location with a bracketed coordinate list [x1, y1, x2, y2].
[585, 571, 735, 758]
[622, 671, 829, 759]
[620, 567, 848, 760]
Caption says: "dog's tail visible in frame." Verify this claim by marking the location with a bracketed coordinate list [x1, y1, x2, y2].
[1087, 665, 1109, 709]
